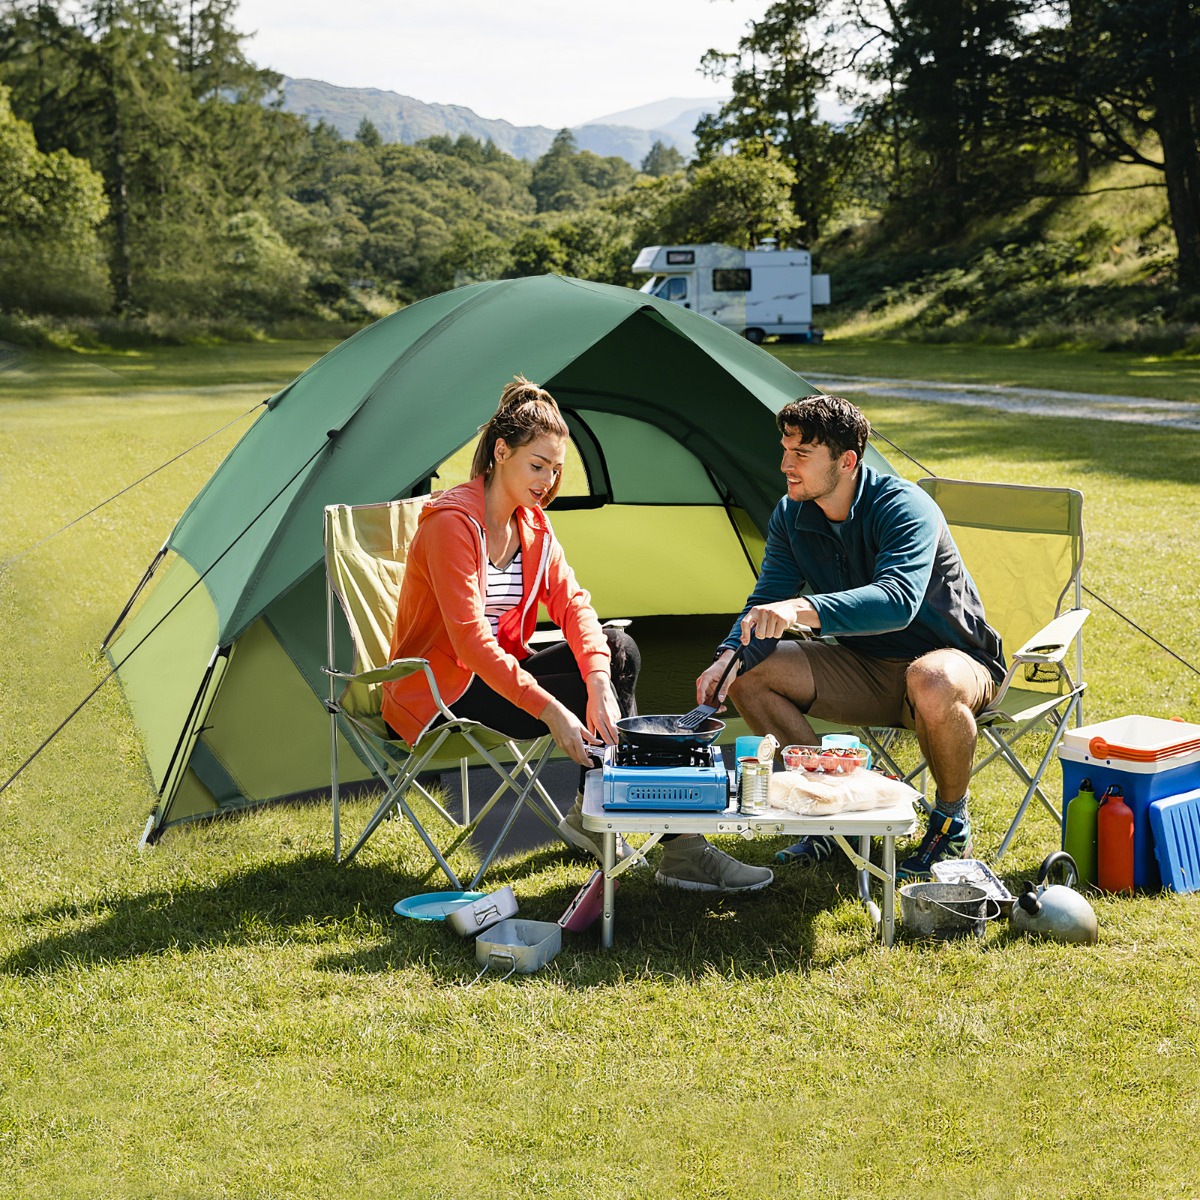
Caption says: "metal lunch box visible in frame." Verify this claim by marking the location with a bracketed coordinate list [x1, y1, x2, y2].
[446, 885, 519, 936]
[474, 918, 562, 979]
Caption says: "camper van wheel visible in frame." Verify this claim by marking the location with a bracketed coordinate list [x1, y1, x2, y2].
[743, 328, 765, 344]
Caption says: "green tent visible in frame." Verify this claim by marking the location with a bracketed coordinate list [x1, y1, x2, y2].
[109, 274, 891, 841]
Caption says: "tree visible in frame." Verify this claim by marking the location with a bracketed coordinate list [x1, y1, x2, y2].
[1023, 0, 1200, 288]
[697, 0, 843, 242]
[844, 0, 1037, 235]
[355, 116, 381, 149]
[530, 129, 635, 212]
[640, 139, 685, 177]
[659, 149, 800, 248]
[0, 0, 309, 315]
[0, 81, 109, 310]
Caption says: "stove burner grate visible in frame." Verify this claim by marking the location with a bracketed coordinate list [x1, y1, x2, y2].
[613, 743, 717, 770]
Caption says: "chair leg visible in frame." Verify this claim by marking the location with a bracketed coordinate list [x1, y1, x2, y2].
[414, 736, 559, 881]
[990, 699, 1080, 860]
[336, 721, 466, 885]
[468, 739, 556, 889]
[341, 776, 464, 889]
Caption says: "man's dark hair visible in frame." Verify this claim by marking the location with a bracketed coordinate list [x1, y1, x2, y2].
[776, 394, 870, 463]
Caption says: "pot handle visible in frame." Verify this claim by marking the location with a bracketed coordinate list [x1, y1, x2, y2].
[470, 950, 518, 986]
[920, 894, 1005, 922]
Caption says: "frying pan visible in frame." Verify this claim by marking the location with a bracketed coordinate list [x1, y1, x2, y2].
[615, 715, 725, 748]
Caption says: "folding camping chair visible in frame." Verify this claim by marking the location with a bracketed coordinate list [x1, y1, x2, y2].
[855, 478, 1088, 860]
[323, 497, 566, 889]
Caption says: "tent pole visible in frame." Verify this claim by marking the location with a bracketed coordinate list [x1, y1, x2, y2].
[327, 556, 341, 862]
[101, 544, 167, 651]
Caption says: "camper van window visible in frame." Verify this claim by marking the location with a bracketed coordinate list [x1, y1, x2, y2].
[713, 268, 751, 292]
[666, 250, 695, 265]
[655, 277, 688, 301]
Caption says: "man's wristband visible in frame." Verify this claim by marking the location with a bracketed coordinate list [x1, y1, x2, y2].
[712, 646, 735, 663]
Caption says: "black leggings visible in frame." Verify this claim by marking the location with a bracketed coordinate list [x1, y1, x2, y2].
[442, 626, 640, 787]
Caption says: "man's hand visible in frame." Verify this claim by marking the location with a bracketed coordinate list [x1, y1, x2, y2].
[695, 650, 739, 708]
[740, 598, 820, 644]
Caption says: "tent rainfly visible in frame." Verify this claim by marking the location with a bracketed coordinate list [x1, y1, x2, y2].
[108, 274, 891, 841]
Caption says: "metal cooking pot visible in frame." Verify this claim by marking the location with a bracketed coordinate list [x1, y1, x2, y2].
[615, 715, 725, 748]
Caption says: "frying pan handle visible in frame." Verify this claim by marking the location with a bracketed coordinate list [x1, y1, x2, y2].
[713, 644, 745, 696]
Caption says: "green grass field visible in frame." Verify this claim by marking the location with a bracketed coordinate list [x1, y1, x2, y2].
[2, 338, 1200, 1199]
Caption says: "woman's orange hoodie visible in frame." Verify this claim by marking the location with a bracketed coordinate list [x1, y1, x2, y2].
[381, 476, 611, 745]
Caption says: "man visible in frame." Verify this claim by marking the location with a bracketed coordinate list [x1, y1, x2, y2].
[695, 394, 1005, 879]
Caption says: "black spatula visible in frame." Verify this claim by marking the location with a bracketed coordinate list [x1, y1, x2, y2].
[676, 645, 743, 731]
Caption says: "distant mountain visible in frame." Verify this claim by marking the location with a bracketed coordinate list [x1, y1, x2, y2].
[583, 97, 726, 147]
[277, 79, 722, 165]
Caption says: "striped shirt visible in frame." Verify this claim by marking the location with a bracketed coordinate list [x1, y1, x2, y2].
[484, 549, 523, 636]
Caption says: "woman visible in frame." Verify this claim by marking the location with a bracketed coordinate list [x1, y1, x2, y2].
[381, 375, 639, 860]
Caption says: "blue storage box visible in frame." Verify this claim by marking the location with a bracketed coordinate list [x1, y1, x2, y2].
[1149, 789, 1200, 894]
[1059, 718, 1200, 892]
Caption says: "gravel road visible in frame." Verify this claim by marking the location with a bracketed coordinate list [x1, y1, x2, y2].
[804, 372, 1200, 431]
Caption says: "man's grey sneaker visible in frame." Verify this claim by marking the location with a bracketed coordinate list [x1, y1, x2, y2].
[774, 834, 837, 866]
[896, 809, 972, 881]
[558, 796, 632, 863]
[655, 837, 773, 893]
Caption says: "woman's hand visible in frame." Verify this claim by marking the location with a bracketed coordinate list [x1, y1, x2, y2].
[540, 698, 602, 768]
[585, 671, 621, 746]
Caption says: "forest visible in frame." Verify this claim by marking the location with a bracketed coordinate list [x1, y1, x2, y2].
[1, 0, 1197, 346]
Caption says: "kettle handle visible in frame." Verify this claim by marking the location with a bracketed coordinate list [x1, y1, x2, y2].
[1037, 850, 1079, 889]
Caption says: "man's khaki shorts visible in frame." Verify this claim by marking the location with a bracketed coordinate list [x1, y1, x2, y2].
[799, 641, 999, 730]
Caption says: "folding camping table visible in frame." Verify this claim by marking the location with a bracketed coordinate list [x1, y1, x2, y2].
[581, 771, 920, 948]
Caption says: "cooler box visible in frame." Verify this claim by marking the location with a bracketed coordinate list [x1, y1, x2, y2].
[1059, 716, 1200, 892]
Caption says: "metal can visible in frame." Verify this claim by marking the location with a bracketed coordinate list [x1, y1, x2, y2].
[738, 759, 770, 814]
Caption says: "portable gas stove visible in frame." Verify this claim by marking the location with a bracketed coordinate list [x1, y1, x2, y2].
[600, 742, 731, 812]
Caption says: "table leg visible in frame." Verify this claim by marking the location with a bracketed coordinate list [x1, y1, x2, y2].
[882, 835, 896, 948]
[600, 830, 615, 949]
[853, 835, 882, 939]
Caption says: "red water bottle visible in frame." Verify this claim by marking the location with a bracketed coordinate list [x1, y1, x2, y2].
[1097, 783, 1134, 894]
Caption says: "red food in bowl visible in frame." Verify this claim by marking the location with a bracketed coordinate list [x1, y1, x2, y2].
[783, 744, 823, 771]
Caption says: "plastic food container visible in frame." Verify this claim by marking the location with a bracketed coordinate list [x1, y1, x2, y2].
[446, 885, 518, 936]
[782, 744, 868, 774]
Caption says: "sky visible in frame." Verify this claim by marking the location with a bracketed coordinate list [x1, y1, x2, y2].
[234, 0, 767, 129]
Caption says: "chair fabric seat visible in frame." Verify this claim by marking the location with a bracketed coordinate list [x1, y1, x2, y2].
[324, 497, 565, 887]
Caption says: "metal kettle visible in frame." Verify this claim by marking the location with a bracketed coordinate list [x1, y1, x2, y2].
[1010, 851, 1099, 945]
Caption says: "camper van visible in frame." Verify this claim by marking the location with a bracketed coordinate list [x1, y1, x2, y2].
[632, 240, 830, 343]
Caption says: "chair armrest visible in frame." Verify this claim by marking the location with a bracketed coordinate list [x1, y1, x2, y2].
[1011, 608, 1090, 663]
[324, 658, 461, 723]
[322, 657, 429, 686]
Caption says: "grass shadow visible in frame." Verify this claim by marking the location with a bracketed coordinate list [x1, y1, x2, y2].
[4, 837, 891, 983]
[2, 853, 422, 976]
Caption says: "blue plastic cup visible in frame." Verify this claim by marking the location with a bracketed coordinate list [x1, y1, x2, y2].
[736, 735, 764, 761]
